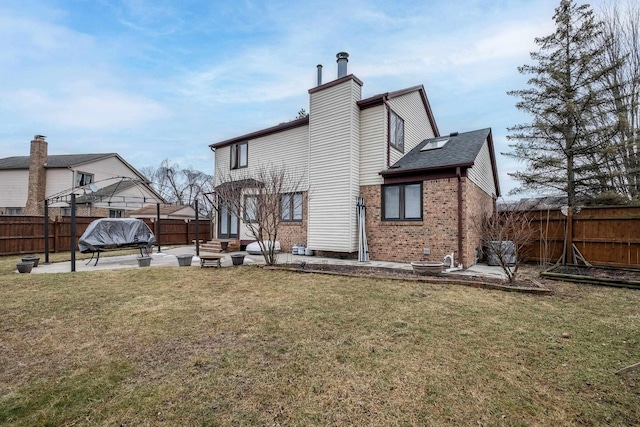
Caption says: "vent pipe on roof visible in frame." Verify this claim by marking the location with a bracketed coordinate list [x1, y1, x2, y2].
[317, 64, 323, 86]
[336, 52, 349, 78]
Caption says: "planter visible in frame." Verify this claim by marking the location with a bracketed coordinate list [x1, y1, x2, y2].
[16, 261, 34, 273]
[411, 261, 444, 275]
[21, 256, 40, 267]
[176, 254, 193, 267]
[137, 256, 152, 267]
[231, 254, 245, 266]
[305, 248, 314, 256]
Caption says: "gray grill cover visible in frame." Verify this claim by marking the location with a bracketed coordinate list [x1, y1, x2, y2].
[78, 218, 155, 253]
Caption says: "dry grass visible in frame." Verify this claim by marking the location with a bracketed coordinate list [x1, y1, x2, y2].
[0, 254, 639, 426]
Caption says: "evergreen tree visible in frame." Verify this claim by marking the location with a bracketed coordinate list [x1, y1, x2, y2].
[506, 0, 621, 206]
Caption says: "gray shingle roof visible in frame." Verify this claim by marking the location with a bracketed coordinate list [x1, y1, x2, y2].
[382, 128, 491, 175]
[0, 153, 116, 170]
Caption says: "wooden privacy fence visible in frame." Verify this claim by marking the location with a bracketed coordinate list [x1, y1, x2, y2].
[0, 216, 212, 256]
[523, 206, 640, 268]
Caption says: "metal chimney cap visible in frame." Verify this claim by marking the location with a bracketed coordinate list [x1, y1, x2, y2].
[336, 52, 349, 61]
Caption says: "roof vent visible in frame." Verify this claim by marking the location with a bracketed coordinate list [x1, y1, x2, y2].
[317, 64, 323, 86]
[449, 132, 459, 137]
[336, 52, 349, 78]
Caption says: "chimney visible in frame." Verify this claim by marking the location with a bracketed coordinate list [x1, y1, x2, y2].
[24, 135, 48, 216]
[317, 64, 323, 86]
[336, 52, 349, 78]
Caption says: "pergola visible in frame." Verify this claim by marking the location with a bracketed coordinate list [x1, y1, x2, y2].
[43, 176, 202, 272]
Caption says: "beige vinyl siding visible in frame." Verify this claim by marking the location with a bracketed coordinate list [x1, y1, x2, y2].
[387, 91, 436, 165]
[214, 125, 309, 190]
[308, 79, 361, 252]
[359, 105, 386, 186]
[0, 170, 29, 207]
[70, 156, 139, 183]
[467, 139, 497, 197]
[45, 168, 75, 199]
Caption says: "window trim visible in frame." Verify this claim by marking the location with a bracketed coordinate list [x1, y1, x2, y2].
[388, 109, 405, 153]
[75, 171, 94, 187]
[230, 141, 248, 170]
[381, 182, 423, 221]
[280, 192, 303, 223]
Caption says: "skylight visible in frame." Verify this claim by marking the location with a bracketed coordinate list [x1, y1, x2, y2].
[421, 137, 449, 151]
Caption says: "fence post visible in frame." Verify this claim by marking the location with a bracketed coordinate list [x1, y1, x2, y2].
[566, 207, 573, 265]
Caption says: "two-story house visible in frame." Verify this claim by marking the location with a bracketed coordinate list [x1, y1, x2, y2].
[0, 135, 164, 218]
[210, 53, 500, 267]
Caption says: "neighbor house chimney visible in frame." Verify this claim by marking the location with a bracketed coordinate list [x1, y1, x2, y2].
[24, 135, 48, 216]
[317, 64, 323, 86]
[336, 52, 349, 78]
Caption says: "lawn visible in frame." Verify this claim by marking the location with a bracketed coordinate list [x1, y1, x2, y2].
[0, 254, 638, 426]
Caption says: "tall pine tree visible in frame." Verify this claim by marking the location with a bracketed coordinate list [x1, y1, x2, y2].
[506, 0, 620, 206]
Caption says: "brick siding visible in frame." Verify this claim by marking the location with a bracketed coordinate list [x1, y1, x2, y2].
[360, 178, 494, 267]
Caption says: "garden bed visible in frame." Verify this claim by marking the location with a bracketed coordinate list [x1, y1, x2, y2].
[270, 263, 552, 294]
[542, 264, 640, 289]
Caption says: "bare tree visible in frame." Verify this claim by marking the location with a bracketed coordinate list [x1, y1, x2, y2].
[143, 159, 215, 218]
[474, 202, 535, 284]
[214, 164, 305, 265]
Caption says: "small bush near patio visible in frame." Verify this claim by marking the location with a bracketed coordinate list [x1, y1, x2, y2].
[0, 255, 638, 426]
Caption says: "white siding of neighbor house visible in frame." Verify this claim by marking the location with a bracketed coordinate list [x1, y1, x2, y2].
[214, 125, 309, 191]
[308, 78, 361, 252]
[0, 169, 29, 207]
[387, 91, 437, 166]
[467, 139, 497, 197]
[359, 105, 386, 186]
[45, 168, 75, 199]
[71, 156, 141, 183]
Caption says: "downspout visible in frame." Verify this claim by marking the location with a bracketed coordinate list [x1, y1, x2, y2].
[456, 167, 464, 268]
[383, 96, 391, 167]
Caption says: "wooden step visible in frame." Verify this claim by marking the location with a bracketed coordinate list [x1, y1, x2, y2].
[199, 239, 241, 253]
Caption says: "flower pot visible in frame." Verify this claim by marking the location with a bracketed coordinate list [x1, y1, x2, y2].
[231, 254, 245, 266]
[21, 256, 40, 267]
[176, 254, 193, 267]
[16, 261, 34, 273]
[137, 256, 152, 267]
[411, 261, 444, 275]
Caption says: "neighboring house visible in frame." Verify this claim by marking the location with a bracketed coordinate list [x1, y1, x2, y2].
[0, 135, 164, 218]
[210, 53, 500, 267]
[129, 204, 197, 220]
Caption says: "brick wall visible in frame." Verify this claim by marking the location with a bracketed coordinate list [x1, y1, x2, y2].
[275, 192, 308, 252]
[461, 179, 495, 266]
[360, 178, 494, 267]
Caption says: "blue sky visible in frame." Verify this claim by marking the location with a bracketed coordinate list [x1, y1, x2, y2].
[0, 0, 607, 197]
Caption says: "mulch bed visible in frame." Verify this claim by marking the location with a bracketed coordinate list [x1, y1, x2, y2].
[268, 263, 552, 295]
[542, 264, 640, 289]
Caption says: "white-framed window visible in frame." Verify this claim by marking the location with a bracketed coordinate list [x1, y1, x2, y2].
[61, 207, 72, 216]
[389, 109, 405, 152]
[109, 209, 124, 218]
[75, 171, 94, 187]
[7, 207, 22, 215]
[244, 195, 258, 223]
[280, 193, 303, 222]
[230, 142, 248, 169]
[382, 183, 422, 221]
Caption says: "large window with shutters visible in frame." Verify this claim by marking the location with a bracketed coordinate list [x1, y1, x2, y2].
[382, 183, 422, 221]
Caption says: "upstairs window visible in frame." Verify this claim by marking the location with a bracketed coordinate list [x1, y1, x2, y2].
[389, 110, 405, 152]
[281, 193, 303, 222]
[231, 142, 248, 169]
[75, 171, 94, 187]
[382, 183, 422, 221]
